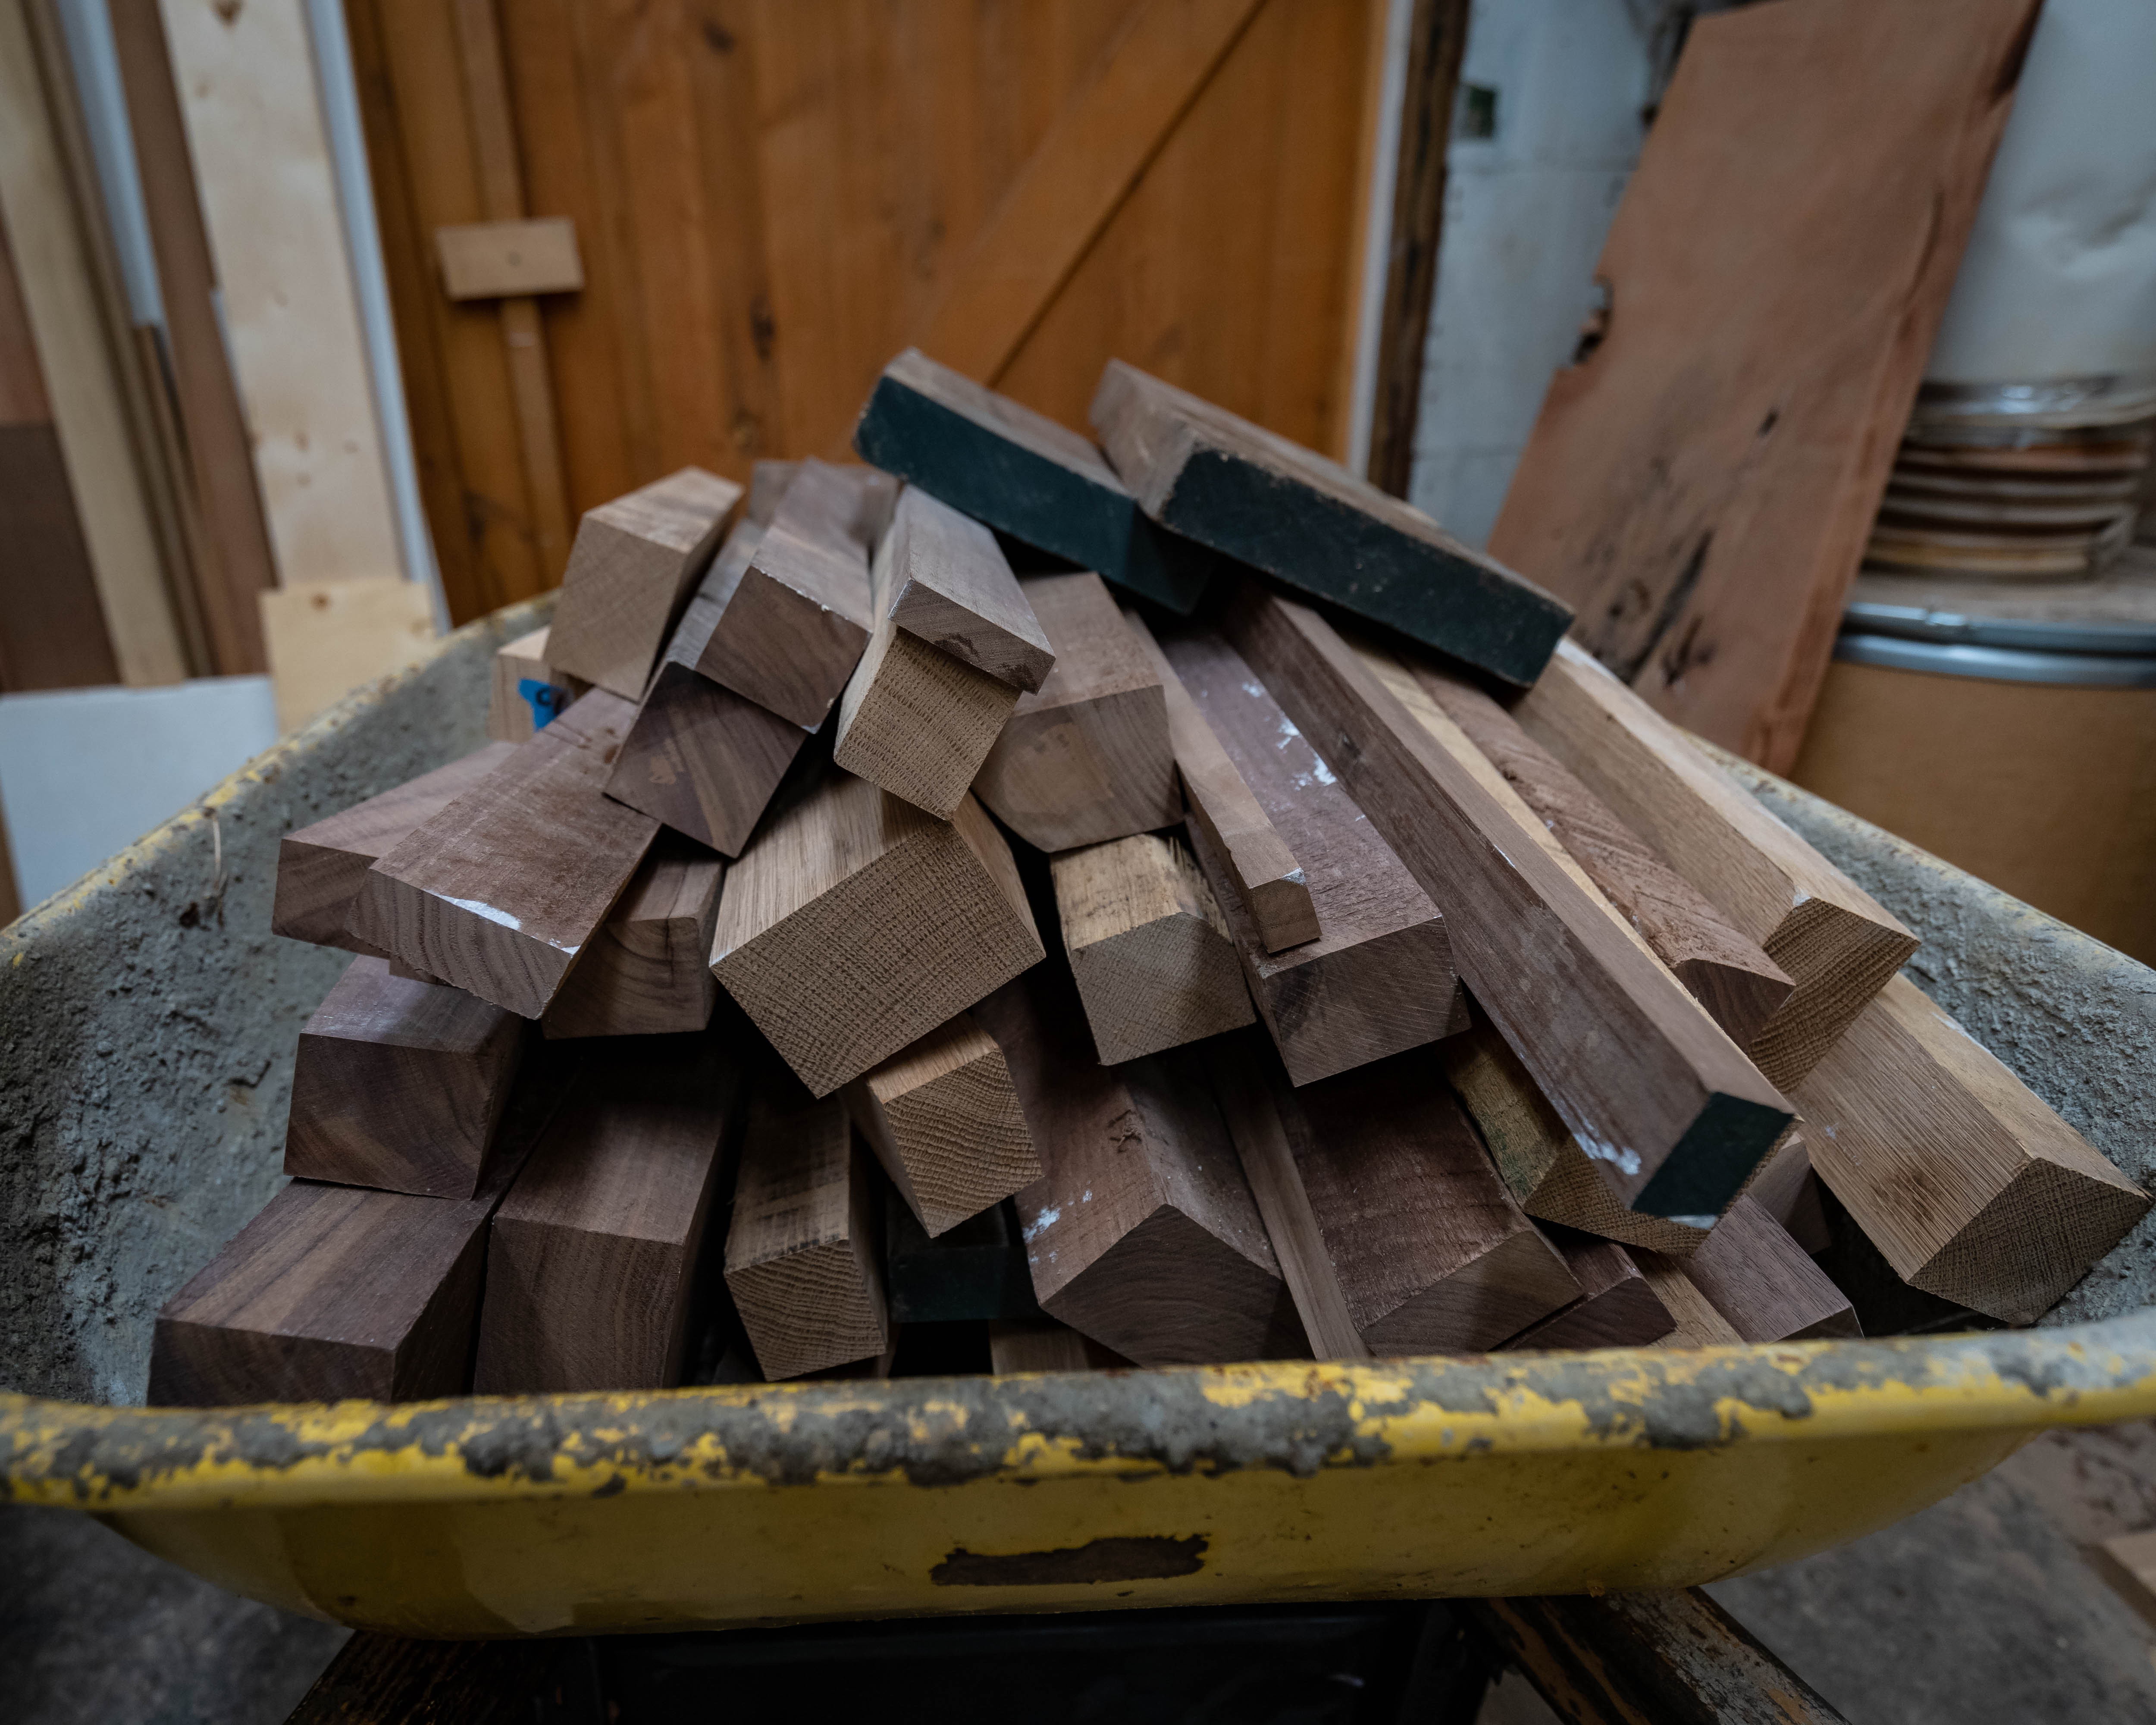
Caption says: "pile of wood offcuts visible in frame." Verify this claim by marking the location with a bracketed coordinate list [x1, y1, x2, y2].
[148, 350, 2152, 1402]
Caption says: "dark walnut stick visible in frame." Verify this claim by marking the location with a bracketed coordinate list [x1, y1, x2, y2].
[1413, 659, 1792, 1048]
[1221, 583, 1791, 1218]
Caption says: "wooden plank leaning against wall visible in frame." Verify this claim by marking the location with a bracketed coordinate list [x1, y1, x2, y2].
[346, 0, 1391, 627]
[0, 0, 191, 687]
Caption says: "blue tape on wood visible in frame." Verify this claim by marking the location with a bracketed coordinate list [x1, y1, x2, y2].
[518, 678, 569, 730]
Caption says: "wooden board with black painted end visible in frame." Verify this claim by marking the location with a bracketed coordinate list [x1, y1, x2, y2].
[845, 1010, 1040, 1238]
[351, 689, 660, 1019]
[833, 496, 1023, 819]
[975, 963, 1304, 1368]
[540, 836, 722, 1039]
[710, 765, 1044, 1097]
[1091, 360, 1571, 686]
[488, 626, 587, 742]
[1796, 975, 2150, 1324]
[851, 347, 1219, 613]
[1052, 830, 1254, 1065]
[547, 466, 742, 699]
[1514, 640, 1917, 1090]
[273, 742, 517, 954]
[148, 1053, 583, 1406]
[1225, 586, 1793, 1218]
[605, 522, 815, 858]
[473, 1032, 742, 1394]
[1442, 1022, 1713, 1256]
[1501, 1228, 1676, 1351]
[681, 458, 874, 729]
[972, 571, 1181, 852]
[723, 1084, 890, 1380]
[1160, 625, 1463, 1085]
[1124, 609, 1316, 953]
[284, 954, 523, 1197]
[1412, 658, 1792, 1048]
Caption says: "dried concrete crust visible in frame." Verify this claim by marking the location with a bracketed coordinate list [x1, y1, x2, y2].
[0, 600, 550, 1405]
[7, 1314, 2151, 1505]
[1713, 748, 2156, 1326]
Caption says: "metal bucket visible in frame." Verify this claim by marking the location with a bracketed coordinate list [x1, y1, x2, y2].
[1793, 573, 2156, 966]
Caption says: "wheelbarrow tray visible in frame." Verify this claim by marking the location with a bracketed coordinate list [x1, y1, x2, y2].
[4, 597, 2153, 1637]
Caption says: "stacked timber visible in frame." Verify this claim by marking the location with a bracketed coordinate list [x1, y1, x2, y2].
[149, 349, 2149, 1405]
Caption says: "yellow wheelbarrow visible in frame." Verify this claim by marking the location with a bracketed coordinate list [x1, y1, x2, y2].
[4, 598, 2152, 1637]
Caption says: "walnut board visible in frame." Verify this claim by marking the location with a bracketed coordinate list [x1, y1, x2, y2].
[1487, 0, 2040, 769]
[352, 689, 660, 1018]
[1162, 624, 1463, 1085]
[972, 571, 1181, 852]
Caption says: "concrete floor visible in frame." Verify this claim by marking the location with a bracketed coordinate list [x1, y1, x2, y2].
[7, 1425, 2156, 1723]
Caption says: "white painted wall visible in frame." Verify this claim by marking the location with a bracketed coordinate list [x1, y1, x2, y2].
[0, 678, 276, 912]
[1406, 0, 1655, 549]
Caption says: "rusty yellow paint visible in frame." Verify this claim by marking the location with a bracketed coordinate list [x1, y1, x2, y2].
[6, 1317, 2156, 1636]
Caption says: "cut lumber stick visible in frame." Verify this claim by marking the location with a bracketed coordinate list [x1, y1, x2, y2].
[1634, 1252, 1745, 1348]
[1231, 1037, 1577, 1355]
[1502, 1229, 1676, 1351]
[273, 742, 517, 953]
[487, 625, 587, 742]
[832, 504, 1022, 819]
[1468, 1590, 1852, 1725]
[1682, 1195, 1859, 1343]
[971, 571, 1181, 851]
[473, 1033, 742, 1393]
[885, 1198, 1038, 1325]
[605, 524, 815, 858]
[351, 690, 661, 1018]
[150, 1179, 494, 1405]
[284, 955, 523, 1198]
[710, 767, 1044, 1097]
[975, 963, 1304, 1367]
[1796, 975, 2150, 1324]
[723, 1084, 890, 1380]
[1124, 610, 1317, 953]
[1413, 660, 1792, 1048]
[851, 347, 1219, 612]
[1443, 1020, 1811, 1257]
[1091, 360, 1571, 686]
[1163, 625, 1466, 1084]
[539, 836, 722, 1039]
[149, 1054, 581, 1405]
[1202, 1035, 1368, 1361]
[1224, 585, 1792, 1217]
[1053, 830, 1255, 1064]
[845, 1010, 1041, 1237]
[680, 457, 874, 728]
[1514, 639, 1918, 1089]
[746, 458, 798, 527]
[881, 485, 1055, 692]
[987, 1320, 1128, 1375]
[1442, 1023, 1712, 1255]
[547, 466, 742, 699]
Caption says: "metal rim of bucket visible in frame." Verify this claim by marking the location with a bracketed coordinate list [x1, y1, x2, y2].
[1843, 599, 2156, 659]
[1909, 373, 2156, 437]
[1834, 628, 2156, 688]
